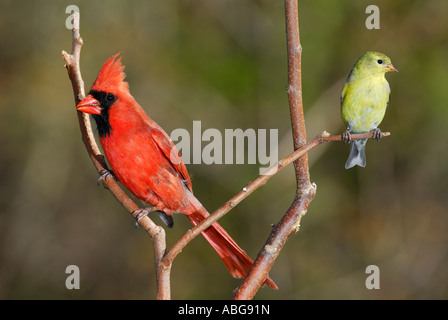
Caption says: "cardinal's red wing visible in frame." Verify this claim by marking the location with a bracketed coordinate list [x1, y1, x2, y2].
[149, 123, 193, 192]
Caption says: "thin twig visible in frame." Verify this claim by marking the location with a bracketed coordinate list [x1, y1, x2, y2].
[284, 0, 310, 188]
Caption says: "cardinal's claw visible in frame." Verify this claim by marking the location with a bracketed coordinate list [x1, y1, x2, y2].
[133, 208, 152, 227]
[97, 169, 116, 188]
[371, 128, 382, 142]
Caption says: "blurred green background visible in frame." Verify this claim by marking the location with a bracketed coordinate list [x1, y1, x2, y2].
[1, 0, 448, 299]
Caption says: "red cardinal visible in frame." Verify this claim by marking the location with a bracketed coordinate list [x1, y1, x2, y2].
[77, 54, 277, 289]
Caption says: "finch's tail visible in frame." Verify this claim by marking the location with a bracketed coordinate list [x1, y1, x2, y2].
[345, 139, 367, 169]
[186, 205, 278, 289]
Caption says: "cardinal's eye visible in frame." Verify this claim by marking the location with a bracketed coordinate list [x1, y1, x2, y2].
[106, 93, 116, 101]
[377, 59, 384, 64]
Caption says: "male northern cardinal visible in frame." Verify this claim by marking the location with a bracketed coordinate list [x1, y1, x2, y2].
[77, 54, 277, 289]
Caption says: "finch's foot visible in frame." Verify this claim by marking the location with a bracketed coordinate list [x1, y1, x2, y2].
[97, 169, 116, 188]
[342, 130, 352, 144]
[371, 128, 382, 142]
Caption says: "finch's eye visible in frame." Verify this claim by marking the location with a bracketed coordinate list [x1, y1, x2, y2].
[106, 93, 115, 102]
[377, 59, 384, 65]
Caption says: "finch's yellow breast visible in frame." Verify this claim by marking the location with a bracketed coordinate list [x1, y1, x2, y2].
[341, 75, 390, 133]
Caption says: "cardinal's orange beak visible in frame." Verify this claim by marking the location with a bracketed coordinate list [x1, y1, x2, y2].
[77, 94, 101, 114]
[385, 63, 398, 72]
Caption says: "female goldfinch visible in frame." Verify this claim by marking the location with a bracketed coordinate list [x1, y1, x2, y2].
[341, 51, 397, 169]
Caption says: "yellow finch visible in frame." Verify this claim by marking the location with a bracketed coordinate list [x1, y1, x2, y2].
[341, 51, 397, 169]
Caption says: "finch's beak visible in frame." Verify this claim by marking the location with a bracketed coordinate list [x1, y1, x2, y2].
[77, 94, 101, 115]
[385, 63, 398, 72]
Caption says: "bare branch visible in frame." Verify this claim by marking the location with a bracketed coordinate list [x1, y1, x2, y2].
[62, 12, 169, 300]
[284, 0, 309, 189]
[233, 0, 311, 299]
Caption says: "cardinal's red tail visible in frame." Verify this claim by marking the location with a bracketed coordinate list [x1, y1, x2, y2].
[186, 206, 277, 289]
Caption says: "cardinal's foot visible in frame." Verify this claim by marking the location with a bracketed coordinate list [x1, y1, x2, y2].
[97, 169, 116, 188]
[133, 208, 152, 227]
